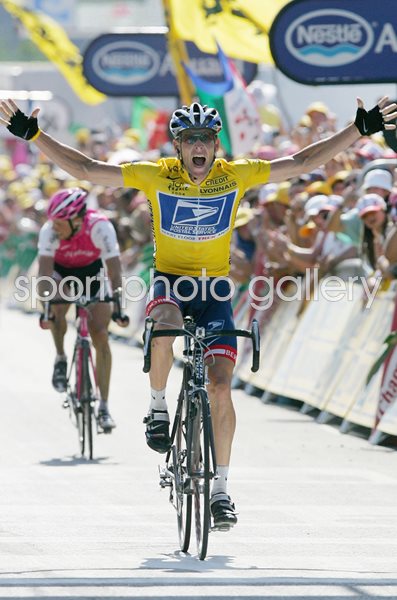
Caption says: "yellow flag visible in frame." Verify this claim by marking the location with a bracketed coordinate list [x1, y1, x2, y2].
[1, 0, 106, 105]
[167, 0, 291, 64]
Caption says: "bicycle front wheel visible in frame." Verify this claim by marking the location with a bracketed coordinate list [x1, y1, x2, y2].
[81, 346, 94, 460]
[72, 349, 85, 457]
[191, 389, 211, 561]
[175, 380, 192, 552]
[75, 403, 85, 457]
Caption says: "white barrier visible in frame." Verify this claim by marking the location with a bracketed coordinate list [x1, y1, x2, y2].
[341, 369, 383, 434]
[263, 282, 362, 405]
[237, 289, 302, 390]
[320, 290, 395, 427]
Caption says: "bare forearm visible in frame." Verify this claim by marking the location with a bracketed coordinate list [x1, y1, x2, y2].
[35, 131, 98, 178]
[269, 123, 360, 183]
[105, 257, 123, 291]
[34, 131, 123, 186]
[293, 123, 359, 173]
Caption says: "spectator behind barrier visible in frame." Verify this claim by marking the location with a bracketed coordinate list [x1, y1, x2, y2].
[356, 193, 393, 284]
[361, 168, 393, 206]
[268, 194, 357, 278]
[229, 206, 256, 286]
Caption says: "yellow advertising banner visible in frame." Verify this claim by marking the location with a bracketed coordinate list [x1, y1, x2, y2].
[1, 1, 106, 105]
[167, 0, 291, 64]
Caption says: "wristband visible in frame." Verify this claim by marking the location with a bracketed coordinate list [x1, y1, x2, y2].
[354, 104, 385, 136]
[7, 109, 40, 140]
[29, 128, 41, 142]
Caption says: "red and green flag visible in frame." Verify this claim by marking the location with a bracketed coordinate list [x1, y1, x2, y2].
[183, 43, 261, 157]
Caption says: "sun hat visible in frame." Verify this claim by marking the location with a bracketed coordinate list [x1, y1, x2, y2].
[305, 180, 332, 196]
[356, 193, 387, 217]
[356, 141, 384, 161]
[362, 169, 393, 192]
[299, 220, 317, 238]
[262, 181, 291, 206]
[327, 170, 351, 188]
[234, 206, 255, 228]
[306, 101, 329, 115]
[254, 145, 278, 160]
[304, 194, 335, 218]
[258, 183, 277, 205]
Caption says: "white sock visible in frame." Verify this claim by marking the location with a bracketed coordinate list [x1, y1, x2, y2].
[150, 388, 167, 411]
[211, 465, 229, 497]
[55, 354, 67, 363]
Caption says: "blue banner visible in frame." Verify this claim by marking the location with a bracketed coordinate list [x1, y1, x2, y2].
[83, 31, 257, 97]
[269, 0, 397, 85]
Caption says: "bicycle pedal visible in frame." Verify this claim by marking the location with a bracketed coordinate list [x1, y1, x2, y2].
[97, 426, 112, 435]
[210, 517, 235, 532]
[159, 477, 172, 488]
[211, 524, 233, 532]
[159, 467, 172, 488]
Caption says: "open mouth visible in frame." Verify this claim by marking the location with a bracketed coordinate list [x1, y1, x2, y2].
[192, 156, 206, 167]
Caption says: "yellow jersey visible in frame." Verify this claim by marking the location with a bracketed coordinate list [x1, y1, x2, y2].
[121, 157, 271, 276]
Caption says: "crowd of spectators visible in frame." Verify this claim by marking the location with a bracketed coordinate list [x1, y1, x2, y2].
[1, 83, 397, 320]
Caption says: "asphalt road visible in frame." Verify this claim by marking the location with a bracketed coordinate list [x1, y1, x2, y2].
[1, 302, 397, 599]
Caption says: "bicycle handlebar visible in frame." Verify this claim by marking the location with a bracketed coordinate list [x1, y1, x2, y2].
[142, 317, 260, 374]
[39, 289, 130, 328]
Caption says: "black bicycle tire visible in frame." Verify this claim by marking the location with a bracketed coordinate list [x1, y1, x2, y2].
[81, 346, 94, 460]
[84, 400, 93, 460]
[73, 348, 85, 457]
[175, 372, 192, 552]
[191, 389, 211, 561]
[76, 407, 84, 456]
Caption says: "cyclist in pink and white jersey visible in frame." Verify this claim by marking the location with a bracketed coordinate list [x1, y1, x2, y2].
[37, 187, 128, 432]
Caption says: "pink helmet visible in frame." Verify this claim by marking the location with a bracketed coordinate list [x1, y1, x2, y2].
[47, 188, 88, 220]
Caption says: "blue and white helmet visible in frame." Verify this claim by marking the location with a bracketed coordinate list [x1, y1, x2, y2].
[169, 102, 222, 138]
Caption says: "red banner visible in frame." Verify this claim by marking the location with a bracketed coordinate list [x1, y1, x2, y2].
[374, 293, 397, 428]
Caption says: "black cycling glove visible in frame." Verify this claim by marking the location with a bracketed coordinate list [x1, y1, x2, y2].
[354, 104, 385, 136]
[7, 109, 40, 140]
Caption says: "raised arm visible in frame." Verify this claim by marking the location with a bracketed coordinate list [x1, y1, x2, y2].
[268, 97, 397, 184]
[0, 99, 124, 187]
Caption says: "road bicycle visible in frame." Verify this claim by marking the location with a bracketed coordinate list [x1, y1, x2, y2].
[143, 316, 260, 560]
[41, 291, 128, 460]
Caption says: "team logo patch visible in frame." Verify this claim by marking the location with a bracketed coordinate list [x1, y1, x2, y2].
[158, 191, 237, 241]
[207, 320, 225, 331]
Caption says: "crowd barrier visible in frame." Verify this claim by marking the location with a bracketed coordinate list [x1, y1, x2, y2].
[234, 279, 397, 445]
[4, 264, 397, 448]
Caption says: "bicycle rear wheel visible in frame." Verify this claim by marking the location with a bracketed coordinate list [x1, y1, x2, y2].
[175, 375, 192, 552]
[191, 389, 211, 560]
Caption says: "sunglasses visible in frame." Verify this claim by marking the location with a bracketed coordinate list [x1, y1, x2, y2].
[181, 132, 215, 145]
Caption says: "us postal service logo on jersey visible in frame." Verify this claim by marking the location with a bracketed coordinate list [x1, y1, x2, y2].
[158, 191, 237, 241]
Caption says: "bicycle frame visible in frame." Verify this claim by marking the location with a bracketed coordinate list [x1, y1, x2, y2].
[65, 303, 100, 460]
[72, 305, 100, 407]
[182, 323, 217, 483]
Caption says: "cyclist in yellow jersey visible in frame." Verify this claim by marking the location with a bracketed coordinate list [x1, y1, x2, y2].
[1, 96, 396, 530]
[121, 153, 271, 277]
